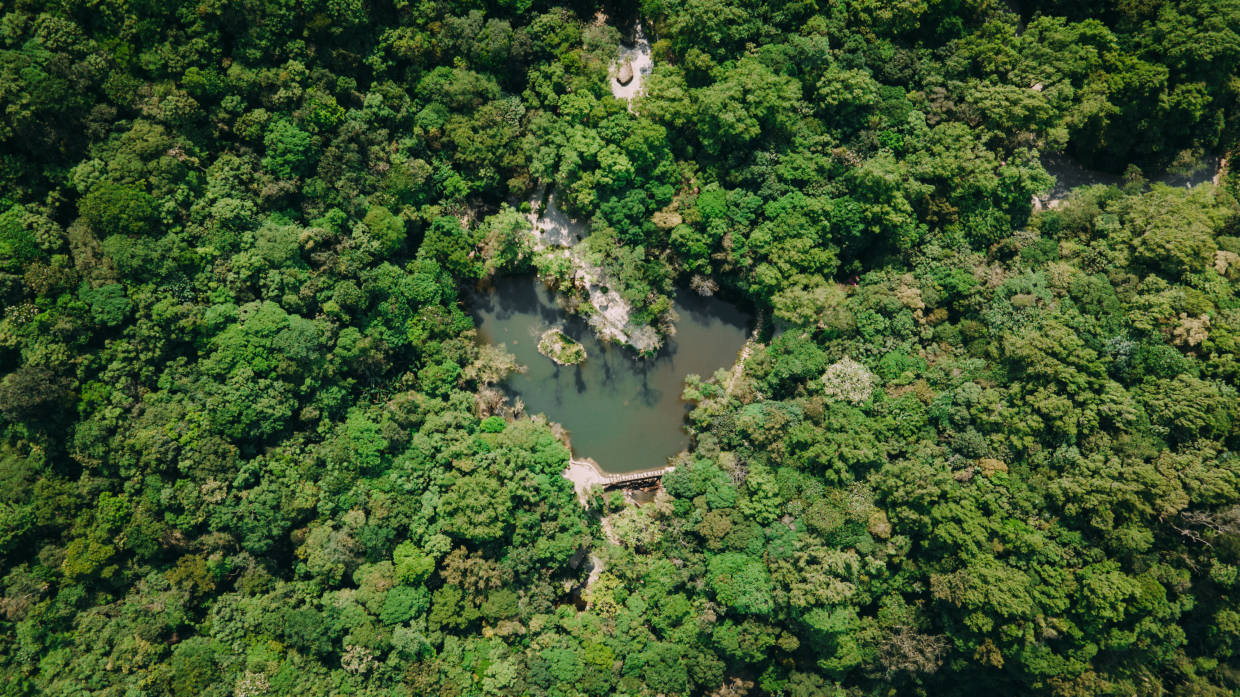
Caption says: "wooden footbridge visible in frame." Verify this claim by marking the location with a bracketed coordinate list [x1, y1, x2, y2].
[602, 466, 674, 489]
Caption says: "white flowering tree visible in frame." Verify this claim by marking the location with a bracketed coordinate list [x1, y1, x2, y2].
[822, 356, 877, 405]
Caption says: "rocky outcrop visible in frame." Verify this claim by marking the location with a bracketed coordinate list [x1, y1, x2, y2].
[610, 23, 651, 103]
[538, 328, 587, 366]
[526, 192, 663, 354]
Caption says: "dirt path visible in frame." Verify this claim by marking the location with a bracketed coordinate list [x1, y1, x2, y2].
[584, 554, 604, 595]
[581, 523, 616, 607]
[563, 457, 607, 503]
[725, 312, 763, 397]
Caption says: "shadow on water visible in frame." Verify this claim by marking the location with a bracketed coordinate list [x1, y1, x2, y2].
[468, 275, 752, 474]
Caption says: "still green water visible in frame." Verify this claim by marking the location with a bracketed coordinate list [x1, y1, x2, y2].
[470, 276, 751, 474]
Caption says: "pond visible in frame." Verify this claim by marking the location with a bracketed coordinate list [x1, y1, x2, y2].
[469, 275, 752, 474]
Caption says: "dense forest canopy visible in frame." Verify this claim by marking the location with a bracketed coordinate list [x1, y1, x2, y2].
[1, 0, 1240, 695]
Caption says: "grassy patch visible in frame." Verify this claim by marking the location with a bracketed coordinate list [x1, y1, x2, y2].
[537, 328, 587, 366]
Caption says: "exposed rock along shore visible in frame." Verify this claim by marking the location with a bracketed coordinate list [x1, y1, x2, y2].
[525, 191, 662, 353]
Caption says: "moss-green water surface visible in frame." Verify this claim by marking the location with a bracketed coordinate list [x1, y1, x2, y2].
[470, 276, 751, 473]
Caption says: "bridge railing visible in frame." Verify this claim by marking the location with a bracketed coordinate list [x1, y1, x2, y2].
[601, 466, 674, 488]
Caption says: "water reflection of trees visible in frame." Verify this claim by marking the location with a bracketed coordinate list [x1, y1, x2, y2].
[469, 274, 750, 473]
[573, 365, 587, 395]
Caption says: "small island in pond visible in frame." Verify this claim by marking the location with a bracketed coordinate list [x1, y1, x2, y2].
[537, 328, 587, 366]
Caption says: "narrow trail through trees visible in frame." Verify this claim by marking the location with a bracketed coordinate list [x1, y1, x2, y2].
[725, 312, 764, 397]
